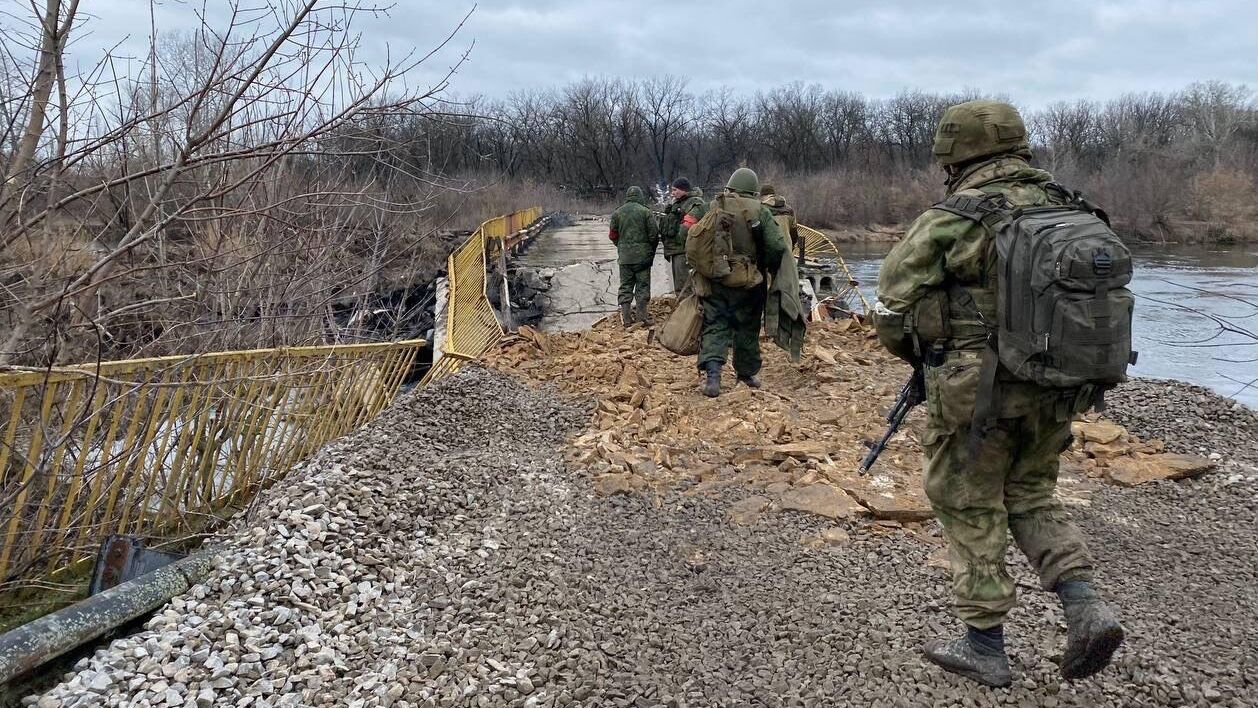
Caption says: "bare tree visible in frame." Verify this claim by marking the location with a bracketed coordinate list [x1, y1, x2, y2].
[639, 75, 693, 187]
[0, 0, 476, 366]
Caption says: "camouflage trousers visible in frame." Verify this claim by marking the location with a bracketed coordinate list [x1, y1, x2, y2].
[698, 283, 765, 378]
[922, 350, 1094, 630]
[617, 262, 652, 307]
[667, 254, 690, 293]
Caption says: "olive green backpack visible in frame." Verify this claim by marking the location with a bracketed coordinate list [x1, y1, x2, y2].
[685, 194, 764, 289]
[935, 185, 1138, 390]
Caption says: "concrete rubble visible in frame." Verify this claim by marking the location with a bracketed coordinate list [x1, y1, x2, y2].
[23, 293, 1257, 707]
[487, 305, 1216, 525]
[25, 361, 1257, 707]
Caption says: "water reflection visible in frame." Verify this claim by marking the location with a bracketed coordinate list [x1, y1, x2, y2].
[841, 242, 1258, 408]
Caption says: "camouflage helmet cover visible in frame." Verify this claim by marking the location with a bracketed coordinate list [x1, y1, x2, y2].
[760, 183, 776, 196]
[625, 185, 644, 200]
[726, 167, 760, 195]
[932, 100, 1029, 166]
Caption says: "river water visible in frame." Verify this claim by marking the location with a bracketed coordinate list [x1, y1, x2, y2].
[839, 242, 1258, 409]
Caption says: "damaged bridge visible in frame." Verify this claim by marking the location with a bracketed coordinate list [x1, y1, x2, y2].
[3, 208, 1257, 708]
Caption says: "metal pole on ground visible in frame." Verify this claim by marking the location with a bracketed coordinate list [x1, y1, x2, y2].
[0, 553, 212, 685]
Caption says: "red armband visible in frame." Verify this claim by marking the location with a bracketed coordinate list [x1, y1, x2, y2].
[608, 228, 619, 242]
[681, 214, 698, 228]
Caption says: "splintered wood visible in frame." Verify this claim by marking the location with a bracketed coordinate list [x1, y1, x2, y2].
[487, 307, 1216, 526]
[488, 311, 934, 523]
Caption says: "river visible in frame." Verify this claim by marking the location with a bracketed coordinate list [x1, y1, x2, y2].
[839, 242, 1258, 409]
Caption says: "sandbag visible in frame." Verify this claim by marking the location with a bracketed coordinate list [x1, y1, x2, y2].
[658, 294, 703, 356]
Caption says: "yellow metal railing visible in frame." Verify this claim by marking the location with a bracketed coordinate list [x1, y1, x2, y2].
[423, 207, 543, 384]
[0, 340, 424, 588]
[799, 224, 872, 312]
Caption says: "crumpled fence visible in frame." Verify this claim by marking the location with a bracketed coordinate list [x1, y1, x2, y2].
[0, 340, 424, 592]
[422, 207, 544, 384]
[798, 224, 872, 313]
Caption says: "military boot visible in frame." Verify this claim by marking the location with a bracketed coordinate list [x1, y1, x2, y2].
[702, 362, 721, 398]
[922, 626, 1012, 688]
[635, 299, 653, 326]
[620, 303, 635, 327]
[737, 374, 762, 389]
[1056, 580, 1124, 680]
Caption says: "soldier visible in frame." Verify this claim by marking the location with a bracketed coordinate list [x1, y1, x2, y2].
[875, 101, 1124, 687]
[609, 185, 658, 326]
[692, 167, 787, 397]
[760, 184, 801, 248]
[659, 177, 706, 292]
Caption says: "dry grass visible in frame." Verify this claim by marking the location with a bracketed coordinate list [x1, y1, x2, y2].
[761, 168, 941, 230]
[435, 176, 618, 231]
[1189, 169, 1258, 242]
[2, 229, 101, 284]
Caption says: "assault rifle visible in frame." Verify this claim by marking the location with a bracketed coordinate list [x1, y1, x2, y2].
[859, 366, 926, 475]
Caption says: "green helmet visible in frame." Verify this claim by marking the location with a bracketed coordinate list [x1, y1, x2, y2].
[932, 100, 1029, 166]
[760, 183, 776, 197]
[726, 167, 760, 196]
[625, 185, 644, 202]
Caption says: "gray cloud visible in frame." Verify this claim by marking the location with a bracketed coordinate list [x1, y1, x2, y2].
[57, 0, 1258, 108]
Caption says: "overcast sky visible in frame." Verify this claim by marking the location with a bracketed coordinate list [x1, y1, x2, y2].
[72, 0, 1258, 108]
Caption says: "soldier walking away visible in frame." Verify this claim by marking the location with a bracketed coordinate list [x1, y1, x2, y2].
[660, 177, 706, 293]
[609, 186, 659, 326]
[689, 168, 787, 397]
[760, 184, 800, 248]
[874, 101, 1131, 687]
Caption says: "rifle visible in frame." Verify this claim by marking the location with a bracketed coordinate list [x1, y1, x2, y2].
[859, 366, 926, 475]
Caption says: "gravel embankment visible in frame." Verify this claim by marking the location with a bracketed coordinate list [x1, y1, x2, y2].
[28, 368, 1258, 707]
[1106, 377, 1258, 468]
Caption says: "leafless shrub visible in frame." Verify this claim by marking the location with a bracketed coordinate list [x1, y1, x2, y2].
[0, 1, 480, 367]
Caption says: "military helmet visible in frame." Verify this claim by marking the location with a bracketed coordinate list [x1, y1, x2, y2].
[932, 100, 1029, 166]
[760, 183, 776, 196]
[625, 185, 644, 201]
[726, 167, 760, 196]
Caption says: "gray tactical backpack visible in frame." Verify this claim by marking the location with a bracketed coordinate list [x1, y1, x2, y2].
[935, 185, 1137, 390]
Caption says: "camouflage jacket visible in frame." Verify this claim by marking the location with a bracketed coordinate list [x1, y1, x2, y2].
[610, 191, 658, 266]
[762, 194, 800, 246]
[877, 156, 1062, 352]
[660, 190, 706, 257]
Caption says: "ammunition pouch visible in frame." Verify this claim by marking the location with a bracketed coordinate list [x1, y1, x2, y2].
[873, 306, 917, 364]
[910, 290, 952, 344]
[720, 255, 764, 289]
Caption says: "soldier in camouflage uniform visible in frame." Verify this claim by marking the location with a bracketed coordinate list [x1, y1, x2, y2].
[696, 168, 788, 397]
[761, 183, 804, 269]
[875, 101, 1124, 687]
[659, 177, 707, 293]
[760, 184, 800, 247]
[609, 186, 659, 326]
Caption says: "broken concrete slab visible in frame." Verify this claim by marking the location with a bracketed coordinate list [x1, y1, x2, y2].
[839, 477, 934, 522]
[1106, 453, 1216, 487]
[778, 484, 865, 520]
[516, 216, 673, 332]
[726, 496, 771, 525]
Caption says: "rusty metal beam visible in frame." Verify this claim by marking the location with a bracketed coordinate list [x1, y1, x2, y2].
[0, 552, 211, 685]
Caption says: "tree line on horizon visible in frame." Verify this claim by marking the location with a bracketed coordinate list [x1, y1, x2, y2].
[333, 77, 1258, 238]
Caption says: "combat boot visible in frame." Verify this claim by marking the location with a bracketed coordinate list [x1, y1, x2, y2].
[1056, 580, 1124, 680]
[620, 303, 635, 327]
[635, 299, 653, 325]
[702, 362, 721, 398]
[922, 626, 1012, 688]
[737, 374, 762, 389]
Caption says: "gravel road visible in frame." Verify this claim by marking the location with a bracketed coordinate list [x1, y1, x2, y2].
[27, 368, 1257, 707]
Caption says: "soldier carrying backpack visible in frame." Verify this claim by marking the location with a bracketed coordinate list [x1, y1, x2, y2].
[687, 167, 788, 397]
[874, 100, 1135, 688]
